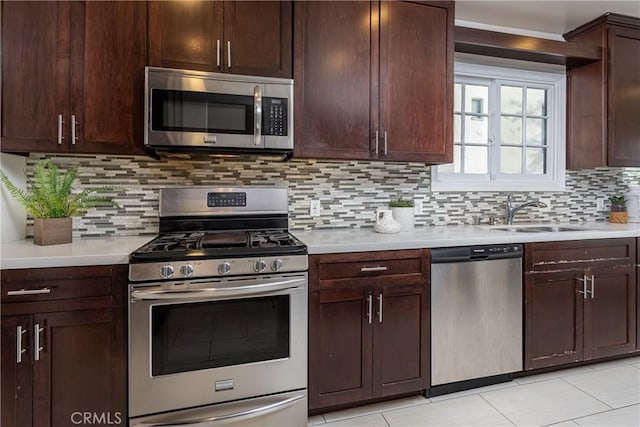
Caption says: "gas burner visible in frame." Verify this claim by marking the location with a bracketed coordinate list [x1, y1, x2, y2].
[250, 231, 297, 248]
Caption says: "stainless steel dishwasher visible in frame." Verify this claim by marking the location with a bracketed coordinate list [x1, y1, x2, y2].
[430, 244, 523, 394]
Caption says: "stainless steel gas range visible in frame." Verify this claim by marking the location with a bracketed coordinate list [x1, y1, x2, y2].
[127, 186, 308, 427]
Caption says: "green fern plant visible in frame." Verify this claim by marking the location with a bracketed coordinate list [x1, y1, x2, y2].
[0, 159, 118, 219]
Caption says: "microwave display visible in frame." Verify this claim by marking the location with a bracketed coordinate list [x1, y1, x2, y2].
[151, 89, 288, 137]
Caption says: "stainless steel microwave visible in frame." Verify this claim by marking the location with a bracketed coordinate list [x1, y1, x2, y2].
[145, 67, 293, 157]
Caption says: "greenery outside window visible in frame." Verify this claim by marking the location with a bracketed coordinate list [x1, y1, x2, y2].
[432, 59, 566, 192]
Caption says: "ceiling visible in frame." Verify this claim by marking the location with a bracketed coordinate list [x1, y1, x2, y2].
[456, 1, 640, 38]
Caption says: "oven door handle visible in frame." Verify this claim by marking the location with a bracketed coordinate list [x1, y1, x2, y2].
[130, 278, 305, 301]
[132, 394, 305, 426]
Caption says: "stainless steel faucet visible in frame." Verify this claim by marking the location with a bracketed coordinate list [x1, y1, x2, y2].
[505, 194, 547, 225]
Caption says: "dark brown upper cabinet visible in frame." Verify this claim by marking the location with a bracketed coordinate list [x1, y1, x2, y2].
[564, 14, 640, 168]
[148, 1, 292, 78]
[294, 1, 454, 163]
[1, 1, 146, 155]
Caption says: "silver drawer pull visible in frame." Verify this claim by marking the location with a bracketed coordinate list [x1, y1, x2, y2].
[367, 294, 373, 324]
[360, 266, 388, 272]
[7, 288, 51, 296]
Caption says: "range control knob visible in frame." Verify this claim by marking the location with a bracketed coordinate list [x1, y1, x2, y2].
[218, 262, 231, 275]
[160, 264, 174, 279]
[254, 260, 267, 273]
[180, 264, 194, 277]
[271, 259, 284, 272]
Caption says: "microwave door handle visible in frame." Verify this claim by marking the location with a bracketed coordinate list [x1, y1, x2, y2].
[254, 85, 262, 146]
[132, 394, 305, 427]
[130, 278, 305, 301]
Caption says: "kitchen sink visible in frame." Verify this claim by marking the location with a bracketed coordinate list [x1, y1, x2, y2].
[491, 225, 594, 233]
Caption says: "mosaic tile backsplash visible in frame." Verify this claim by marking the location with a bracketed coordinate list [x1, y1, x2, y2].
[19, 153, 640, 238]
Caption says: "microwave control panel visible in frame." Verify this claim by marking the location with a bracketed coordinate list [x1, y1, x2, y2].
[263, 97, 288, 136]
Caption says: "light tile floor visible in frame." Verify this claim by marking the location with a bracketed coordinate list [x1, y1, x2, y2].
[308, 356, 640, 427]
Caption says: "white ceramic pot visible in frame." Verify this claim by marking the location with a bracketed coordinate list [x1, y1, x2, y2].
[391, 207, 415, 232]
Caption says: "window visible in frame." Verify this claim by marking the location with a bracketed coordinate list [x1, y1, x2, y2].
[432, 59, 566, 191]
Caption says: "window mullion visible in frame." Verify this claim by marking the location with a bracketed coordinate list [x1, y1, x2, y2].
[489, 80, 500, 181]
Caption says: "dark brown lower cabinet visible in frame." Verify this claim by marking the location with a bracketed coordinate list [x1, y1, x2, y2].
[309, 250, 430, 412]
[1, 265, 127, 427]
[525, 239, 637, 370]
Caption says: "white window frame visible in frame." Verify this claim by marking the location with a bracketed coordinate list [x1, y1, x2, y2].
[432, 59, 566, 192]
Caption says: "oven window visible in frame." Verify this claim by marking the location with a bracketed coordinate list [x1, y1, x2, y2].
[151, 89, 253, 134]
[151, 295, 290, 376]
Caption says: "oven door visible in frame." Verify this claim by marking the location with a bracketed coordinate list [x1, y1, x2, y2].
[128, 274, 307, 418]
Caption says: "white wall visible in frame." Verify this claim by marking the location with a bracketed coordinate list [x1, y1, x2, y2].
[1, 153, 27, 242]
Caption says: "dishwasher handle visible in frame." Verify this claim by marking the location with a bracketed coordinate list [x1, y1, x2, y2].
[431, 244, 523, 263]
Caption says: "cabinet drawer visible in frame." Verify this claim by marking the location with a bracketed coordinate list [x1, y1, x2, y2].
[526, 238, 635, 272]
[310, 250, 430, 291]
[1, 266, 115, 303]
[320, 257, 422, 280]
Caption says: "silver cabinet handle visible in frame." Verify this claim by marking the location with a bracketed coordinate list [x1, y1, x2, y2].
[378, 293, 383, 323]
[34, 323, 44, 361]
[57, 114, 64, 144]
[71, 114, 77, 144]
[578, 275, 591, 299]
[590, 274, 595, 299]
[367, 294, 373, 324]
[360, 266, 388, 272]
[383, 131, 388, 155]
[374, 130, 379, 154]
[7, 288, 51, 296]
[133, 394, 305, 426]
[16, 326, 26, 363]
[227, 41, 231, 68]
[216, 39, 221, 67]
[254, 85, 262, 146]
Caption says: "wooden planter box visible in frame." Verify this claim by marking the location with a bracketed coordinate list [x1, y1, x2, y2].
[34, 218, 72, 245]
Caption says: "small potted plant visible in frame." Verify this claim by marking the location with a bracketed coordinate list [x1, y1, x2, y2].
[0, 159, 118, 245]
[608, 195, 628, 224]
[389, 197, 415, 232]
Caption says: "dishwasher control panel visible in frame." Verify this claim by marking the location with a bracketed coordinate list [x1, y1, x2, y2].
[432, 244, 523, 263]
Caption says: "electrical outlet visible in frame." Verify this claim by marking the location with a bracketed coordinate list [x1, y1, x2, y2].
[539, 197, 551, 212]
[309, 200, 321, 217]
[414, 200, 423, 214]
[596, 197, 606, 212]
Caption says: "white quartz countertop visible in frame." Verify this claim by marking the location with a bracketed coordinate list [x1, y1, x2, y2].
[2, 223, 639, 270]
[292, 222, 640, 254]
[0, 236, 154, 270]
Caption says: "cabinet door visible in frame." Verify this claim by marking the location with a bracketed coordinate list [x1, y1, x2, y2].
[607, 26, 640, 167]
[584, 265, 637, 359]
[309, 288, 373, 410]
[294, 1, 376, 160]
[69, 1, 146, 154]
[524, 270, 584, 370]
[379, 1, 453, 163]
[148, 1, 223, 71]
[1, 315, 33, 427]
[31, 308, 125, 426]
[373, 281, 429, 397]
[223, 1, 292, 78]
[1, 1, 70, 153]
